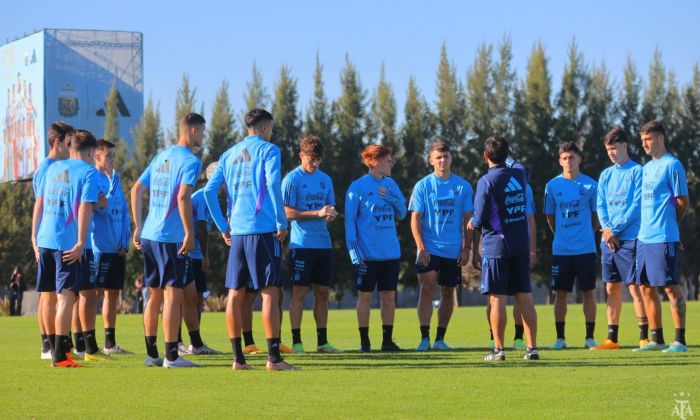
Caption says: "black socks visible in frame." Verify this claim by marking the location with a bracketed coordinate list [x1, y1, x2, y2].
[607, 325, 619, 343]
[189, 330, 204, 348]
[104, 328, 116, 349]
[145, 336, 159, 358]
[317, 328, 328, 347]
[555, 322, 565, 340]
[267, 338, 282, 363]
[243, 330, 255, 346]
[230, 337, 245, 364]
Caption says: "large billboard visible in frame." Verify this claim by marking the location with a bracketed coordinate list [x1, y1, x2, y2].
[0, 32, 45, 183]
[0, 29, 143, 183]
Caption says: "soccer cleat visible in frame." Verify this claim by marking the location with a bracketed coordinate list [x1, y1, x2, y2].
[416, 338, 431, 351]
[484, 350, 506, 361]
[279, 343, 293, 353]
[102, 344, 134, 355]
[633, 341, 669, 352]
[144, 356, 164, 367]
[550, 339, 567, 350]
[590, 339, 620, 350]
[584, 338, 598, 349]
[317, 342, 343, 353]
[292, 343, 305, 354]
[41, 350, 52, 360]
[266, 360, 300, 371]
[381, 341, 402, 352]
[243, 344, 263, 354]
[513, 338, 526, 350]
[163, 357, 203, 368]
[232, 361, 253, 370]
[188, 344, 223, 355]
[662, 341, 688, 353]
[84, 352, 113, 362]
[359, 343, 371, 353]
[432, 340, 452, 351]
[52, 358, 82, 368]
[639, 338, 650, 348]
[177, 342, 192, 356]
[523, 349, 540, 360]
[72, 349, 85, 360]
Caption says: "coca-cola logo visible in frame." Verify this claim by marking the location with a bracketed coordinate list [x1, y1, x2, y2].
[505, 192, 525, 205]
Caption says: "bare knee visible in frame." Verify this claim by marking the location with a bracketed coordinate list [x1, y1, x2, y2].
[314, 287, 329, 302]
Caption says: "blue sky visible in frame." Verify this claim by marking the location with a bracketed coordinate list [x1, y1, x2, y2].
[6, 0, 700, 132]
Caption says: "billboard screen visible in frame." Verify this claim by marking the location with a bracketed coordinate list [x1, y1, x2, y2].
[44, 29, 143, 151]
[0, 31, 45, 183]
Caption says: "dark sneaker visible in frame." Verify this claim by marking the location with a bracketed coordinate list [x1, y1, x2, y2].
[381, 341, 402, 352]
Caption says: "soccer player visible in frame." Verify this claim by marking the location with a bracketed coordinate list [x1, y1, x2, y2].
[346, 144, 407, 352]
[36, 129, 100, 367]
[177, 164, 222, 356]
[482, 157, 537, 350]
[469, 136, 538, 361]
[91, 139, 133, 354]
[592, 127, 649, 350]
[409, 141, 473, 351]
[204, 108, 297, 371]
[31, 121, 72, 359]
[544, 141, 599, 349]
[635, 120, 689, 353]
[282, 135, 341, 354]
[131, 112, 205, 368]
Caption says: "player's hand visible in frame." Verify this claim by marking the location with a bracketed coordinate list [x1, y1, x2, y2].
[471, 252, 482, 271]
[132, 228, 142, 250]
[456, 249, 469, 267]
[221, 231, 232, 246]
[467, 220, 475, 231]
[529, 252, 537, 270]
[62, 242, 84, 265]
[179, 233, 194, 255]
[276, 229, 288, 242]
[417, 249, 431, 267]
[319, 205, 337, 221]
[96, 193, 108, 209]
[118, 247, 127, 256]
[378, 186, 402, 205]
[32, 238, 40, 262]
[202, 257, 210, 273]
[678, 241, 685, 252]
[602, 228, 620, 253]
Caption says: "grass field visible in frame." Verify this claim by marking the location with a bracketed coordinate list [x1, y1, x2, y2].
[0, 302, 698, 418]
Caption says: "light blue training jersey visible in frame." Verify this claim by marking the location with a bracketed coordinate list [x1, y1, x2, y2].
[139, 146, 202, 243]
[282, 166, 335, 249]
[190, 189, 212, 260]
[409, 173, 473, 259]
[345, 173, 407, 261]
[596, 160, 642, 241]
[204, 135, 287, 235]
[33, 158, 55, 199]
[544, 173, 597, 255]
[36, 159, 99, 251]
[638, 153, 688, 243]
[91, 171, 130, 253]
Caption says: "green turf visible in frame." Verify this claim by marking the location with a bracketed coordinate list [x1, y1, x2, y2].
[1, 302, 698, 418]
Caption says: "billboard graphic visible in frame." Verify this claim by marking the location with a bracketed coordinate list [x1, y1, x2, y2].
[0, 32, 45, 183]
[0, 29, 143, 183]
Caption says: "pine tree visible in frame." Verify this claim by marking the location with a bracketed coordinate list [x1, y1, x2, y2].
[369, 63, 398, 151]
[103, 85, 120, 143]
[466, 43, 494, 143]
[492, 36, 516, 138]
[271, 65, 301, 174]
[241, 62, 269, 138]
[582, 62, 616, 179]
[304, 52, 333, 141]
[641, 47, 666, 124]
[620, 57, 642, 157]
[169, 74, 196, 144]
[205, 79, 235, 167]
[554, 38, 588, 145]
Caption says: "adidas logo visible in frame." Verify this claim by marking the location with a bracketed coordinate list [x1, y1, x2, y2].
[234, 148, 252, 163]
[156, 160, 170, 174]
[53, 169, 70, 183]
[504, 177, 523, 193]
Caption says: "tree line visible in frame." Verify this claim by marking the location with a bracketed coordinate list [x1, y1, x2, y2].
[2, 38, 698, 300]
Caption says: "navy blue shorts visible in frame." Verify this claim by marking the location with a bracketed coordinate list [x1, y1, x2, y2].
[551, 253, 597, 292]
[192, 258, 208, 293]
[480, 255, 531, 296]
[226, 233, 282, 290]
[36, 248, 79, 293]
[636, 242, 679, 287]
[601, 239, 636, 285]
[142, 239, 193, 289]
[355, 260, 399, 292]
[289, 248, 332, 287]
[416, 254, 461, 287]
[95, 253, 126, 290]
[79, 249, 97, 291]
